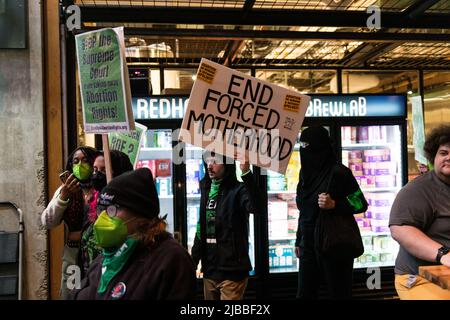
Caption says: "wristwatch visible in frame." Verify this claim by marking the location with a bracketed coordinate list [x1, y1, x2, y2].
[435, 246, 450, 264]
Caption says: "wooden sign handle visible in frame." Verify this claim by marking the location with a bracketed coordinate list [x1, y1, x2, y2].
[102, 134, 113, 183]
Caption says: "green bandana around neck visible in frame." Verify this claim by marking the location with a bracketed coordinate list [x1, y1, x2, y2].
[98, 237, 139, 294]
[209, 179, 222, 198]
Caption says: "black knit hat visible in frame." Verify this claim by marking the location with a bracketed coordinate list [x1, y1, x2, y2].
[98, 168, 160, 219]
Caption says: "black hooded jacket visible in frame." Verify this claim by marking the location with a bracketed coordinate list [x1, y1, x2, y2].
[295, 127, 367, 247]
[191, 156, 262, 278]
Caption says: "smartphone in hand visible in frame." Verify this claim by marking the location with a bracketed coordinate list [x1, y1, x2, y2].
[59, 170, 71, 184]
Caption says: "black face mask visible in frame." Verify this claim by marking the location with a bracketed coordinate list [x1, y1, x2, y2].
[92, 171, 107, 192]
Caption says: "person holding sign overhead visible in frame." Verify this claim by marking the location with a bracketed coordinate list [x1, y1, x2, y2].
[191, 152, 262, 300]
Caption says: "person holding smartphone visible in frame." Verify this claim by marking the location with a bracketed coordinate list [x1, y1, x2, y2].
[41, 146, 99, 299]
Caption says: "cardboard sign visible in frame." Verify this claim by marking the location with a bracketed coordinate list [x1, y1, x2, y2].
[411, 95, 427, 165]
[178, 58, 310, 174]
[75, 27, 134, 133]
[108, 122, 147, 168]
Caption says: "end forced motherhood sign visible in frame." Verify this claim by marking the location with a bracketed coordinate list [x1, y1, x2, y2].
[179, 58, 310, 174]
[75, 27, 134, 133]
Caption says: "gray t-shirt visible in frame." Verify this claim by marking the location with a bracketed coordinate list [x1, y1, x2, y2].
[389, 171, 450, 275]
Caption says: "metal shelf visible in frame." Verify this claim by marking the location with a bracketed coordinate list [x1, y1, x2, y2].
[268, 190, 296, 194]
[360, 231, 392, 237]
[342, 142, 394, 148]
[269, 236, 296, 241]
[361, 187, 400, 193]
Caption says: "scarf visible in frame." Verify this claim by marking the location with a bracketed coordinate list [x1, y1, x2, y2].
[98, 237, 139, 294]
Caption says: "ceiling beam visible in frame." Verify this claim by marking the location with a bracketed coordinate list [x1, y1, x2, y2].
[80, 7, 450, 29]
[79, 27, 450, 43]
[403, 0, 441, 19]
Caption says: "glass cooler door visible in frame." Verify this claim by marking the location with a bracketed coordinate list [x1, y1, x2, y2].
[341, 125, 402, 268]
[267, 135, 301, 274]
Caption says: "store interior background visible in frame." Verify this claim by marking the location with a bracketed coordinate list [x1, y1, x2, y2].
[67, 0, 450, 300]
[1, 0, 449, 300]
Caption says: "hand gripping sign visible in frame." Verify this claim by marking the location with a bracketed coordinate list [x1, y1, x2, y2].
[178, 58, 310, 174]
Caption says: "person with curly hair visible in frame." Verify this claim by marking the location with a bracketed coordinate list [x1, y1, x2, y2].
[389, 124, 450, 300]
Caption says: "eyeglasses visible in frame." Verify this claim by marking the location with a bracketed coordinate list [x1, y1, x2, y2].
[299, 141, 309, 148]
[97, 204, 120, 217]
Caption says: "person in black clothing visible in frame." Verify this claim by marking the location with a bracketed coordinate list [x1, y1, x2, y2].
[191, 152, 261, 300]
[295, 126, 367, 299]
[71, 168, 196, 300]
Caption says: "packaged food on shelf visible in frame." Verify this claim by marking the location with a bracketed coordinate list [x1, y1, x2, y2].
[375, 175, 396, 188]
[287, 219, 297, 235]
[155, 177, 172, 196]
[363, 149, 391, 162]
[342, 150, 349, 167]
[342, 126, 351, 144]
[155, 159, 171, 177]
[365, 209, 390, 220]
[349, 150, 363, 160]
[285, 154, 300, 191]
[187, 205, 199, 225]
[359, 253, 380, 264]
[153, 130, 172, 148]
[362, 236, 373, 250]
[287, 207, 299, 220]
[375, 161, 397, 175]
[371, 226, 390, 233]
[357, 126, 369, 143]
[136, 159, 156, 177]
[356, 218, 371, 228]
[358, 175, 376, 188]
[379, 252, 394, 263]
[366, 192, 395, 206]
[370, 219, 389, 227]
[268, 176, 287, 191]
[268, 201, 288, 220]
[269, 245, 295, 268]
[351, 127, 358, 143]
[269, 220, 289, 239]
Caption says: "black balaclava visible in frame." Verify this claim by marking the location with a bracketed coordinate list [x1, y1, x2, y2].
[299, 126, 336, 198]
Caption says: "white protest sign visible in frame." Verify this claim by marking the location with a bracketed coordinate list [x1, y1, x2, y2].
[411, 95, 427, 165]
[178, 58, 310, 174]
[75, 27, 134, 133]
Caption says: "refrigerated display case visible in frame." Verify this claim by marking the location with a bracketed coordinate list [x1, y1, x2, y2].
[341, 125, 402, 268]
[130, 93, 407, 298]
[267, 137, 301, 273]
[136, 129, 175, 233]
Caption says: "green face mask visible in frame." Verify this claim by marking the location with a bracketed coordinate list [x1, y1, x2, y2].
[72, 162, 93, 181]
[93, 211, 129, 249]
